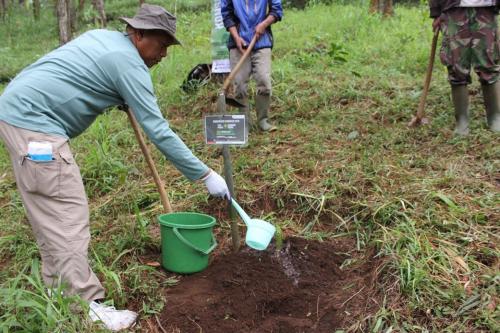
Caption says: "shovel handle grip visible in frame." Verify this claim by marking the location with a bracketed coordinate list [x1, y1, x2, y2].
[222, 35, 258, 92]
[127, 109, 173, 213]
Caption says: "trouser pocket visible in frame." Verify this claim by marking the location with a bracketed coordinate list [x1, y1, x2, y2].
[19, 156, 61, 197]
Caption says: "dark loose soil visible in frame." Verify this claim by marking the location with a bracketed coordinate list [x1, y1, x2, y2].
[157, 237, 388, 333]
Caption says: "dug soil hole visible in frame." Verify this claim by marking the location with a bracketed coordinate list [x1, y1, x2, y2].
[159, 237, 389, 332]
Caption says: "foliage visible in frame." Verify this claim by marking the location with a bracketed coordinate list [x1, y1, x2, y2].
[0, 260, 90, 332]
[0, 1, 498, 332]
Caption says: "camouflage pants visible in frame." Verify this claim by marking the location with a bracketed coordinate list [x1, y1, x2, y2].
[440, 7, 500, 85]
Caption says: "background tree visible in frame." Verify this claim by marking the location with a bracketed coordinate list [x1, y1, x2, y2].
[383, 0, 393, 16]
[33, 0, 40, 21]
[77, 0, 107, 27]
[91, 0, 106, 27]
[56, 0, 72, 44]
[369, 0, 394, 17]
[56, 0, 106, 45]
[78, 0, 84, 11]
[0, 0, 8, 20]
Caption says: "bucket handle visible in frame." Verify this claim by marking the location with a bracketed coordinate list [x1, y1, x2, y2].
[173, 228, 217, 255]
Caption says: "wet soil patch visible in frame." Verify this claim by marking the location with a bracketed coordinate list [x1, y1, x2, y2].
[158, 237, 387, 332]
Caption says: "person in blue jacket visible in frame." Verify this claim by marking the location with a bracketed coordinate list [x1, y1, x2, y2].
[221, 0, 283, 132]
[0, 4, 229, 331]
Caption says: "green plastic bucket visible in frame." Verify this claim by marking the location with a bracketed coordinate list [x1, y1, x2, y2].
[158, 212, 217, 274]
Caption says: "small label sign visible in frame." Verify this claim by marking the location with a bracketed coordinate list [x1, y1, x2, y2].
[205, 114, 247, 145]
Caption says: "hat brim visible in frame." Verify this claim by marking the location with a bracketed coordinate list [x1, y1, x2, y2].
[120, 17, 182, 45]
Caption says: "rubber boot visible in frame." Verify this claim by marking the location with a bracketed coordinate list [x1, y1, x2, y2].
[481, 81, 500, 132]
[451, 85, 470, 136]
[255, 94, 276, 132]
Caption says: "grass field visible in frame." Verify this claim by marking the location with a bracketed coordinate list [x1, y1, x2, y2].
[0, 0, 499, 332]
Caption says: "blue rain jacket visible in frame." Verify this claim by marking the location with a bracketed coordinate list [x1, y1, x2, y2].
[221, 0, 283, 50]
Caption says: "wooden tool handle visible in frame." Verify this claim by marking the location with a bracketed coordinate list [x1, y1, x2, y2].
[416, 30, 439, 119]
[127, 109, 173, 213]
[222, 35, 258, 92]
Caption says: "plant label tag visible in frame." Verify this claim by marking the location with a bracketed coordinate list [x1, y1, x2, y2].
[204, 114, 247, 145]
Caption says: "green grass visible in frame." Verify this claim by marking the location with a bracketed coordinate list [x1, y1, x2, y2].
[1, 0, 499, 332]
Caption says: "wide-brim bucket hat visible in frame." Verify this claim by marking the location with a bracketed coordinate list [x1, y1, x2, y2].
[120, 4, 181, 45]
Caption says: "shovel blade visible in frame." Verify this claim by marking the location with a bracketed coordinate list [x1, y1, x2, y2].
[225, 96, 247, 108]
[408, 116, 430, 127]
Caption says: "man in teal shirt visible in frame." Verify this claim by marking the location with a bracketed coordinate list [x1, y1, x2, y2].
[0, 4, 229, 331]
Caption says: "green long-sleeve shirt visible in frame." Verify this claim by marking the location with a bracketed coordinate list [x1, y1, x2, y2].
[0, 29, 208, 180]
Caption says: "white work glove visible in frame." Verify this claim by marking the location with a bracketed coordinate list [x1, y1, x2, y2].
[202, 170, 231, 200]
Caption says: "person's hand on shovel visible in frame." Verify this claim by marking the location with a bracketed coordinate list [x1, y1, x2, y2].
[255, 22, 267, 39]
[432, 16, 442, 32]
[235, 36, 248, 54]
[255, 15, 276, 40]
[202, 169, 231, 200]
[228, 26, 247, 54]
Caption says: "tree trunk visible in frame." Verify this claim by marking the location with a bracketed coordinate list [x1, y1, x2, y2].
[0, 0, 8, 20]
[91, 0, 106, 27]
[369, 0, 393, 17]
[57, 0, 72, 45]
[383, 0, 394, 17]
[369, 0, 379, 14]
[76, 0, 85, 26]
[69, 0, 77, 32]
[139, 0, 144, 5]
[33, 0, 40, 20]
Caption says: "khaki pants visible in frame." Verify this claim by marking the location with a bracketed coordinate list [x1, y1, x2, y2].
[230, 47, 272, 104]
[0, 121, 104, 301]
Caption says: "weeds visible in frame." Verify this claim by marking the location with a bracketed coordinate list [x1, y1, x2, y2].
[0, 260, 89, 332]
[1, 1, 499, 332]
